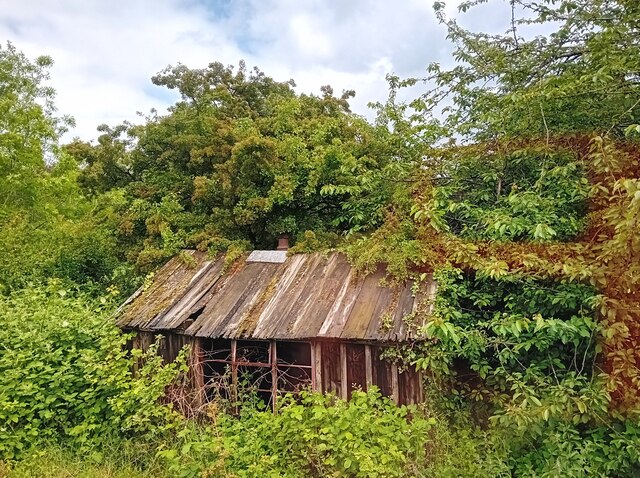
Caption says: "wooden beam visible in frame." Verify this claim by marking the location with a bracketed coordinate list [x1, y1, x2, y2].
[312, 341, 322, 393]
[191, 338, 205, 408]
[271, 341, 278, 412]
[364, 344, 373, 390]
[231, 339, 238, 412]
[391, 363, 399, 405]
[340, 343, 348, 400]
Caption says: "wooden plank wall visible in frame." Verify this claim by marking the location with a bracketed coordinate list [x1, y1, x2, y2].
[313, 340, 423, 405]
[130, 332, 423, 407]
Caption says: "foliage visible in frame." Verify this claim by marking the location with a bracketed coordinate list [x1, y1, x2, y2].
[0, 43, 127, 294]
[507, 419, 640, 477]
[157, 388, 434, 478]
[64, 64, 402, 271]
[429, 147, 589, 241]
[424, 0, 640, 139]
[0, 286, 185, 459]
[3, 1, 640, 476]
[2, 443, 165, 478]
[344, 1, 640, 475]
[0, 42, 72, 221]
[411, 268, 602, 414]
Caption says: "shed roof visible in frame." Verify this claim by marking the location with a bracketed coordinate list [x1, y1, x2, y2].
[117, 250, 435, 342]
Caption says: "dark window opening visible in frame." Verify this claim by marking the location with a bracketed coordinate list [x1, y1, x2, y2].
[237, 340, 270, 366]
[200, 338, 312, 410]
[277, 340, 312, 366]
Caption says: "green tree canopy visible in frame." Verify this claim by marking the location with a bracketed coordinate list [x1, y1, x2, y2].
[66, 62, 400, 269]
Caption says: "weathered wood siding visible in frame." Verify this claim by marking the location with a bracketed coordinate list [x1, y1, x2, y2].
[129, 332, 423, 406]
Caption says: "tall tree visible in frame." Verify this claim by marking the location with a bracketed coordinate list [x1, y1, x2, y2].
[68, 62, 397, 269]
[0, 43, 121, 292]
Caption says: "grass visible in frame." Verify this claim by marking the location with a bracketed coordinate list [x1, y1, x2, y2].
[0, 444, 166, 478]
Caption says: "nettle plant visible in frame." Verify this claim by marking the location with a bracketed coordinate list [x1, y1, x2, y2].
[0, 285, 186, 459]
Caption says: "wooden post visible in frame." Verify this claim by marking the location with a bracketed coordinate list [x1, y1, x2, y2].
[364, 345, 373, 391]
[191, 338, 206, 408]
[340, 343, 348, 400]
[312, 341, 322, 392]
[270, 340, 278, 412]
[231, 339, 238, 412]
[391, 363, 399, 405]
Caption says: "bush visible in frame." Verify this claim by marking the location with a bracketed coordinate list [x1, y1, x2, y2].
[158, 388, 435, 478]
[0, 286, 184, 459]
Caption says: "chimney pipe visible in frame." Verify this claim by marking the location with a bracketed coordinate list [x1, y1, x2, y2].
[276, 234, 289, 251]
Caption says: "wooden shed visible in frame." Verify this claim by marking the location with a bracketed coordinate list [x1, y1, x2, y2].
[117, 250, 435, 409]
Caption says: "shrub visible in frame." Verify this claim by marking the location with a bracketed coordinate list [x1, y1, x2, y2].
[158, 388, 435, 478]
[0, 286, 184, 459]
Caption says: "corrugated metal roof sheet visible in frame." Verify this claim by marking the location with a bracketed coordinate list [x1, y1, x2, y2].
[117, 250, 436, 342]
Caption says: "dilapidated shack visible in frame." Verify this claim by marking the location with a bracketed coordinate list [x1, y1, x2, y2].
[117, 249, 435, 408]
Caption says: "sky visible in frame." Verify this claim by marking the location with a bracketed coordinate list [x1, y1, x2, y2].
[0, 0, 515, 142]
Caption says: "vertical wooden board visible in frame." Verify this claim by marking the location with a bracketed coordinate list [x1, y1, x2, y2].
[312, 341, 322, 392]
[391, 363, 399, 404]
[231, 340, 238, 409]
[190, 338, 205, 406]
[131, 332, 140, 351]
[364, 345, 373, 388]
[345, 343, 367, 397]
[371, 346, 393, 398]
[340, 343, 348, 400]
[270, 341, 278, 412]
[398, 367, 423, 405]
[321, 342, 342, 397]
[138, 330, 155, 352]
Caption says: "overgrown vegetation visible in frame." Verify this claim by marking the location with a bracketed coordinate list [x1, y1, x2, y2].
[1, 0, 640, 476]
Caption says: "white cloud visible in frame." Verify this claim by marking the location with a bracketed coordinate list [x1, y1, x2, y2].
[0, 0, 494, 142]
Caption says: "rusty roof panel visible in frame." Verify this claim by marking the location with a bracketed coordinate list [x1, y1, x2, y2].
[117, 250, 209, 330]
[117, 250, 436, 342]
[286, 255, 353, 339]
[149, 258, 224, 331]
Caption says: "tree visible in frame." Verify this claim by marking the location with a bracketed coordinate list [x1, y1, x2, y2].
[0, 44, 122, 292]
[68, 62, 398, 269]
[346, 2, 640, 473]
[0, 42, 74, 219]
